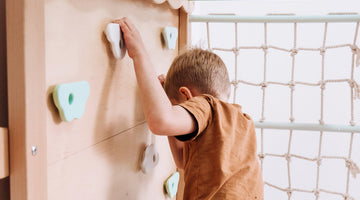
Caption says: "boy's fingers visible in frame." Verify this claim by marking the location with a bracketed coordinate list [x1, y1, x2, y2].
[122, 17, 136, 32]
[158, 74, 165, 80]
[113, 20, 130, 35]
[119, 22, 130, 34]
[158, 74, 166, 86]
[112, 19, 121, 23]
[112, 18, 132, 34]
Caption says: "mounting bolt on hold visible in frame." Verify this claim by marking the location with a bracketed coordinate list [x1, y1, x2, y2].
[32, 146, 38, 156]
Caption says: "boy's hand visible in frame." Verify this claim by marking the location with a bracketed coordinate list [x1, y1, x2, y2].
[113, 19, 196, 138]
[158, 74, 166, 87]
[113, 18, 147, 60]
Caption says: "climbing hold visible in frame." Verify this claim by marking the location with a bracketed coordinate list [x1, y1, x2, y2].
[141, 144, 159, 174]
[162, 26, 178, 50]
[164, 172, 180, 199]
[52, 81, 90, 122]
[104, 23, 126, 59]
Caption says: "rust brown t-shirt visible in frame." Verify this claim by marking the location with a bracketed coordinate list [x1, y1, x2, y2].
[178, 95, 264, 200]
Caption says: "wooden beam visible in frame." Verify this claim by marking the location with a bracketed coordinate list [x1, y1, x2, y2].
[6, 0, 47, 199]
[177, 8, 189, 200]
[179, 8, 191, 52]
[0, 127, 8, 179]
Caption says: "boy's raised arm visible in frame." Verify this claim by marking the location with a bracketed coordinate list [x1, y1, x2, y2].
[113, 18, 196, 136]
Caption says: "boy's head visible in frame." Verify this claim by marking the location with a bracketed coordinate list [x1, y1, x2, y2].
[164, 48, 230, 103]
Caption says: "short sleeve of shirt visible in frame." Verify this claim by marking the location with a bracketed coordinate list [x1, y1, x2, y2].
[175, 95, 213, 141]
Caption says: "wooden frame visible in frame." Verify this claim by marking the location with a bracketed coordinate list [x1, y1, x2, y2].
[179, 8, 191, 51]
[6, 0, 47, 199]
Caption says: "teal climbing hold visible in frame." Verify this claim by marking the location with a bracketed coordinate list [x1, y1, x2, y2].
[162, 26, 178, 50]
[164, 172, 180, 199]
[52, 81, 90, 122]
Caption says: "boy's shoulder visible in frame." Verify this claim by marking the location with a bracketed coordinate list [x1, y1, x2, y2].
[187, 94, 242, 112]
[177, 94, 252, 142]
[186, 94, 253, 124]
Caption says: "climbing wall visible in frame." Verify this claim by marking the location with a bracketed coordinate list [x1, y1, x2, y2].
[45, 0, 182, 199]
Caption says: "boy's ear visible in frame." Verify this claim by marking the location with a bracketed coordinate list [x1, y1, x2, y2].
[179, 87, 193, 100]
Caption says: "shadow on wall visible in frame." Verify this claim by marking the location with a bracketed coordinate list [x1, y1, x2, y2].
[0, 177, 10, 200]
[0, 0, 8, 128]
[93, 22, 156, 200]
[45, 19, 150, 199]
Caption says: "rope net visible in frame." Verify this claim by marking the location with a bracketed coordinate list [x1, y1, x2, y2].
[192, 15, 360, 200]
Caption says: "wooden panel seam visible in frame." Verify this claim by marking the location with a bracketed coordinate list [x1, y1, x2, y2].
[48, 120, 148, 166]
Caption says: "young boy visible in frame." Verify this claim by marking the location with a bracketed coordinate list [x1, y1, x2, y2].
[115, 18, 264, 200]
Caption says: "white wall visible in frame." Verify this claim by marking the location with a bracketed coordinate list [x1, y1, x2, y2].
[191, 1, 360, 199]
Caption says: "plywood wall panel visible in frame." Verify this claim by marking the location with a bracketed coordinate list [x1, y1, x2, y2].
[45, 0, 180, 199]
[48, 123, 176, 200]
[45, 0, 178, 164]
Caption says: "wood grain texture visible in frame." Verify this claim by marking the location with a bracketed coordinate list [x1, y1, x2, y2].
[48, 123, 177, 200]
[45, 0, 183, 199]
[179, 8, 191, 52]
[45, 0, 179, 165]
[6, 0, 47, 199]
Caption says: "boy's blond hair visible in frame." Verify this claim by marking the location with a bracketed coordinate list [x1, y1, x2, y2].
[164, 48, 230, 100]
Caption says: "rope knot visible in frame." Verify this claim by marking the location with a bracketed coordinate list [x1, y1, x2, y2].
[347, 80, 360, 99]
[313, 189, 320, 197]
[350, 45, 360, 67]
[350, 45, 359, 53]
[258, 153, 265, 160]
[261, 45, 269, 53]
[260, 82, 268, 88]
[316, 157, 322, 166]
[319, 119, 325, 125]
[290, 48, 298, 57]
[350, 120, 356, 126]
[288, 81, 296, 91]
[348, 79, 356, 88]
[289, 117, 295, 122]
[319, 47, 326, 56]
[232, 47, 240, 56]
[230, 80, 239, 89]
[286, 188, 292, 196]
[319, 80, 326, 90]
[344, 194, 354, 200]
[345, 159, 360, 178]
[284, 154, 291, 162]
